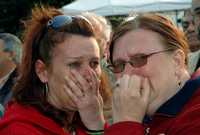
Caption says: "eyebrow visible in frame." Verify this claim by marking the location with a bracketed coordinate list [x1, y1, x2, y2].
[65, 56, 84, 60]
[64, 56, 100, 60]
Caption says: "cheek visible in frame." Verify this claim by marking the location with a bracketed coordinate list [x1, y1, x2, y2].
[47, 64, 68, 92]
[147, 60, 175, 97]
[142, 58, 164, 92]
[91, 66, 102, 82]
[96, 67, 102, 78]
[144, 67, 163, 104]
[48, 72, 64, 93]
[47, 68, 73, 108]
[147, 59, 165, 81]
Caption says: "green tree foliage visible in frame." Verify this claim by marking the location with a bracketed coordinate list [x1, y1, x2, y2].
[107, 15, 125, 30]
[0, 0, 74, 36]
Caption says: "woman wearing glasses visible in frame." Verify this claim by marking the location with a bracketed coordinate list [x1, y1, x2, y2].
[105, 14, 200, 134]
[0, 6, 108, 135]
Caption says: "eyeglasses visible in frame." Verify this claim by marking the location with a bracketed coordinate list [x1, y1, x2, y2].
[107, 48, 174, 73]
[47, 15, 73, 29]
[47, 15, 92, 30]
[38, 15, 91, 42]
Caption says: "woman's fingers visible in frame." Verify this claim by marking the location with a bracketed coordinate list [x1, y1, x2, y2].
[120, 74, 129, 90]
[70, 69, 100, 95]
[129, 75, 141, 97]
[70, 69, 91, 93]
[112, 74, 150, 123]
[63, 85, 80, 106]
[89, 70, 100, 95]
[65, 76, 84, 98]
[62, 85, 77, 110]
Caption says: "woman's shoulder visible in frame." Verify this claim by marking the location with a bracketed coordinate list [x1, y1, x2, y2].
[0, 102, 66, 135]
[0, 121, 43, 135]
[0, 102, 46, 135]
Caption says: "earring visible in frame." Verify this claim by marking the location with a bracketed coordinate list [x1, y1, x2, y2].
[178, 81, 182, 88]
[175, 71, 182, 88]
[45, 83, 49, 95]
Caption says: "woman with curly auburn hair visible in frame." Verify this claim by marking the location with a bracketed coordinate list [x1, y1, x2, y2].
[0, 5, 109, 135]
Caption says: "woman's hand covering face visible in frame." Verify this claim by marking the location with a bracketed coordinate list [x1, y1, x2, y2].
[112, 74, 151, 123]
[64, 69, 105, 130]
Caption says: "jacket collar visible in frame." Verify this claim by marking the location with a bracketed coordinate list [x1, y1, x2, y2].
[156, 76, 200, 116]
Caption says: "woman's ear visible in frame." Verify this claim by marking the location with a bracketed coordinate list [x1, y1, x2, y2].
[173, 49, 185, 68]
[35, 59, 48, 83]
[172, 49, 186, 77]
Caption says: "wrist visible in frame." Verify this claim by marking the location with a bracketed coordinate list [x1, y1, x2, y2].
[83, 110, 105, 130]
[85, 128, 104, 135]
[85, 117, 105, 130]
[84, 121, 107, 135]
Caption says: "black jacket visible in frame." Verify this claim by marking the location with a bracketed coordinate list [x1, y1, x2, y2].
[0, 69, 17, 105]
